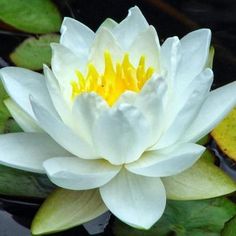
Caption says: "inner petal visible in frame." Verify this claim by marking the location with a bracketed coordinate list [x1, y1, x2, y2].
[71, 51, 154, 106]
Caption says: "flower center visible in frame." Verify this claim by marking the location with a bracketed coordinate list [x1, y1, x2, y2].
[71, 51, 154, 106]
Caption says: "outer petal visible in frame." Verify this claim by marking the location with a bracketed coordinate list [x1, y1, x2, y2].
[100, 169, 166, 229]
[89, 27, 123, 73]
[152, 68, 213, 150]
[182, 81, 236, 142]
[60, 17, 94, 58]
[0, 133, 70, 173]
[43, 157, 121, 190]
[43, 65, 74, 126]
[175, 29, 211, 92]
[31, 98, 98, 159]
[160, 36, 181, 89]
[4, 98, 42, 132]
[96, 18, 118, 32]
[129, 26, 160, 71]
[135, 76, 167, 145]
[126, 143, 205, 177]
[72, 93, 108, 144]
[0, 67, 56, 119]
[51, 43, 86, 100]
[112, 6, 149, 50]
[92, 104, 152, 165]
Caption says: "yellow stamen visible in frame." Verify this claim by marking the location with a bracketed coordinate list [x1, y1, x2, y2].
[71, 51, 154, 106]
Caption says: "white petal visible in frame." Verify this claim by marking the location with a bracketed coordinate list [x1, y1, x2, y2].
[114, 91, 137, 106]
[0, 67, 56, 119]
[135, 76, 167, 144]
[100, 169, 166, 229]
[51, 43, 86, 101]
[60, 17, 94, 58]
[72, 93, 108, 144]
[112, 6, 149, 50]
[43, 157, 121, 190]
[43, 65, 74, 125]
[175, 29, 211, 92]
[160, 36, 181, 89]
[0, 133, 70, 173]
[182, 81, 236, 142]
[92, 104, 152, 165]
[126, 143, 205, 177]
[129, 26, 160, 71]
[96, 18, 118, 32]
[152, 68, 213, 150]
[31, 98, 98, 159]
[4, 98, 42, 132]
[89, 27, 123, 73]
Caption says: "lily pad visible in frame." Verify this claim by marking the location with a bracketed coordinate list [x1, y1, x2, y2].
[10, 34, 59, 70]
[162, 150, 236, 200]
[211, 108, 236, 161]
[0, 164, 54, 198]
[0, 0, 61, 33]
[31, 188, 108, 235]
[222, 214, 236, 236]
[112, 197, 236, 236]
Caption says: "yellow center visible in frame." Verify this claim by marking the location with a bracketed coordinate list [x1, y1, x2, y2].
[71, 51, 154, 106]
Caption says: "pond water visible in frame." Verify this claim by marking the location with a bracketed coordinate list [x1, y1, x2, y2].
[0, 0, 236, 235]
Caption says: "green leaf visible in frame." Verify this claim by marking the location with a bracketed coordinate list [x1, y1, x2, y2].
[10, 34, 59, 70]
[162, 150, 236, 200]
[113, 197, 236, 236]
[211, 108, 236, 161]
[0, 164, 54, 198]
[0, 0, 61, 33]
[31, 188, 108, 235]
[197, 134, 210, 145]
[222, 215, 236, 236]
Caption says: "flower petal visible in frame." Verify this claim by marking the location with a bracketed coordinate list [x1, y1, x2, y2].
[112, 6, 149, 50]
[31, 98, 98, 159]
[160, 36, 181, 88]
[135, 76, 167, 145]
[126, 143, 205, 177]
[43, 157, 121, 190]
[175, 29, 211, 92]
[100, 169, 166, 229]
[152, 68, 213, 150]
[97, 18, 118, 32]
[0, 133, 70, 173]
[92, 104, 152, 165]
[89, 27, 123, 73]
[60, 17, 94, 58]
[0, 67, 56, 119]
[72, 93, 108, 144]
[4, 98, 42, 132]
[129, 26, 160, 71]
[51, 43, 86, 101]
[182, 81, 236, 143]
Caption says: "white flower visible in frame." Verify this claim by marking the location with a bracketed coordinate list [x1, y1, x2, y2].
[0, 6, 236, 229]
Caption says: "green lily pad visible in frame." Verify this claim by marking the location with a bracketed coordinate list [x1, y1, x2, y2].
[113, 197, 236, 236]
[0, 0, 61, 33]
[211, 108, 236, 161]
[162, 150, 236, 200]
[222, 214, 236, 236]
[0, 164, 54, 198]
[10, 34, 59, 71]
[31, 188, 108, 235]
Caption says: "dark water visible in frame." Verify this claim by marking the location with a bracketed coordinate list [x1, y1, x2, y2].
[0, 0, 236, 235]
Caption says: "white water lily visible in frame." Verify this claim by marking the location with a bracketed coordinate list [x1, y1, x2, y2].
[0, 6, 236, 230]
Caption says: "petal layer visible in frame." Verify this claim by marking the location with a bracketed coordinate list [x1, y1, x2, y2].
[0, 133, 70, 173]
[100, 169, 166, 229]
[126, 143, 205, 177]
[92, 104, 151, 165]
[44, 157, 121, 190]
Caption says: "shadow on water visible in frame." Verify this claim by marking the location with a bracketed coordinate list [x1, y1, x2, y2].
[0, 0, 236, 235]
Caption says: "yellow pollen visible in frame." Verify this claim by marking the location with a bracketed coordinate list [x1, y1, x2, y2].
[71, 51, 154, 106]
